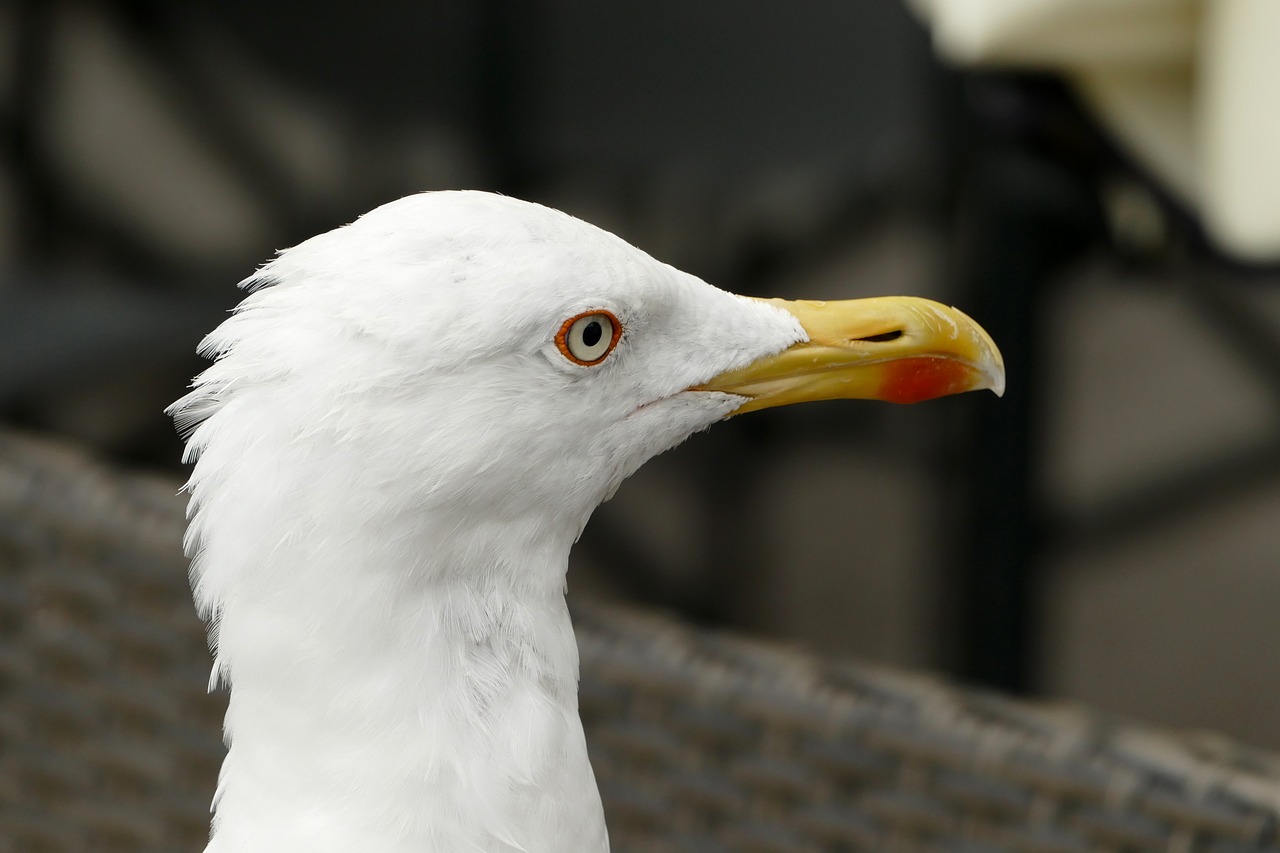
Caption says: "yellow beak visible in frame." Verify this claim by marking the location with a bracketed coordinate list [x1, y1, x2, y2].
[694, 296, 1005, 415]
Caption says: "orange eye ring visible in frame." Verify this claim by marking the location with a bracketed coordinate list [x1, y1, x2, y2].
[555, 310, 623, 366]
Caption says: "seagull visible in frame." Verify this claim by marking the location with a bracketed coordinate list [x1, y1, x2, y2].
[169, 190, 1004, 853]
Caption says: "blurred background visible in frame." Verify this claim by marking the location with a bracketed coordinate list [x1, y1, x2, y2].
[3, 0, 1279, 751]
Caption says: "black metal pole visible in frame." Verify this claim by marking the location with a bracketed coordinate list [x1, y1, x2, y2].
[955, 141, 1099, 693]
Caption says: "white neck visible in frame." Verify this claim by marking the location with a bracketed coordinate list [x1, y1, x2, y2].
[192, 443, 608, 853]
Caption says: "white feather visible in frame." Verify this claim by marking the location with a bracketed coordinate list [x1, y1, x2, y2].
[170, 191, 806, 852]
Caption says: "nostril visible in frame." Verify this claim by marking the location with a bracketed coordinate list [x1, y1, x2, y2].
[855, 330, 904, 344]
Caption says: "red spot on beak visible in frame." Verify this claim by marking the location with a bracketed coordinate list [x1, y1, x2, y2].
[879, 358, 976, 405]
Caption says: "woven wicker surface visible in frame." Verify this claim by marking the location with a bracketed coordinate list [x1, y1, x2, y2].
[2, 429, 1280, 852]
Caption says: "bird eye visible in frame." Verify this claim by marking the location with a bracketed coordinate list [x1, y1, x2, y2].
[556, 310, 621, 365]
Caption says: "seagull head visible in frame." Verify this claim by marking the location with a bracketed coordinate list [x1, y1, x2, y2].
[176, 191, 1003, 551]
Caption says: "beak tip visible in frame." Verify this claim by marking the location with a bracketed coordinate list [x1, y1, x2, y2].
[989, 371, 1007, 398]
[968, 311, 1006, 399]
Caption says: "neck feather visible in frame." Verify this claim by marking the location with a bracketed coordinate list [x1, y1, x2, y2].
[188, 441, 607, 853]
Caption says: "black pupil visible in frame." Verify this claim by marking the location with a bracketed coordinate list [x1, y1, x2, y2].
[582, 320, 603, 348]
